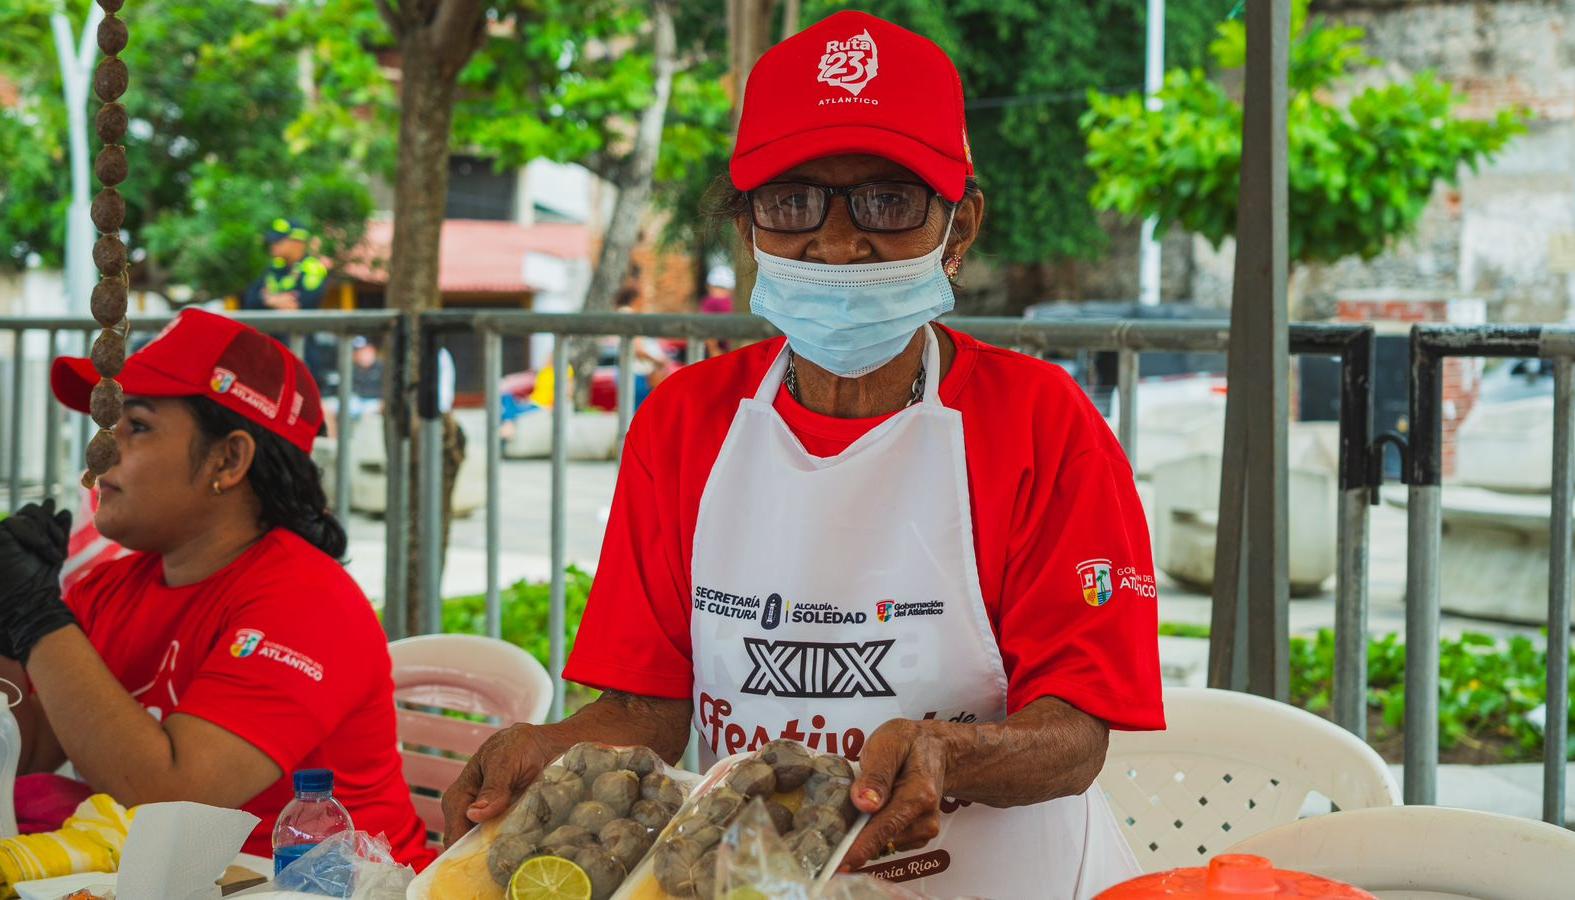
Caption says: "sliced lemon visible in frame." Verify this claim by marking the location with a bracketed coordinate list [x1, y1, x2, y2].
[508, 855, 592, 900]
[725, 889, 770, 900]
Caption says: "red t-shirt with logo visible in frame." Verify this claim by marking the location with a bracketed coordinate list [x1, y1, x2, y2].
[63, 529, 434, 867]
[563, 325, 1165, 736]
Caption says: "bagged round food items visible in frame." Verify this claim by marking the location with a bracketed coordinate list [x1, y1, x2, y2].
[618, 740, 867, 900]
[409, 743, 697, 900]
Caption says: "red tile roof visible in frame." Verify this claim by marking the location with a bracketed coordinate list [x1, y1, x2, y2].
[342, 218, 593, 295]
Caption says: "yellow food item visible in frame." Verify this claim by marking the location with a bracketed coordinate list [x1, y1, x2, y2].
[508, 856, 592, 900]
[426, 831, 504, 900]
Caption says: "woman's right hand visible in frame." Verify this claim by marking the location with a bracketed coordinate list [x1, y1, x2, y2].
[441, 723, 565, 845]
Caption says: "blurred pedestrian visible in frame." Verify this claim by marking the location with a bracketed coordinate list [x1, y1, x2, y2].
[700, 264, 735, 358]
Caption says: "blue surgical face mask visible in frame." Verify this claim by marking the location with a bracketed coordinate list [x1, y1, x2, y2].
[750, 210, 956, 377]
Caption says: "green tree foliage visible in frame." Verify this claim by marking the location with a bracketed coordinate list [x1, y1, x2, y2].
[802, 0, 1224, 264]
[0, 0, 372, 299]
[1081, 1, 1529, 265]
[256, 0, 734, 240]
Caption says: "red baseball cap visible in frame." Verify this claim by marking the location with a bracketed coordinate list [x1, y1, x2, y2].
[730, 10, 974, 202]
[52, 308, 324, 454]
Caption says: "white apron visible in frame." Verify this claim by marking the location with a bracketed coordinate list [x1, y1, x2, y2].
[689, 327, 1140, 899]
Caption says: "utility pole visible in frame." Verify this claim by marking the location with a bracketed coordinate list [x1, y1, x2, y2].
[52, 6, 107, 316]
[1138, 0, 1165, 306]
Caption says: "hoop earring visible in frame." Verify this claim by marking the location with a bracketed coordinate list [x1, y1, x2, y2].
[943, 255, 963, 281]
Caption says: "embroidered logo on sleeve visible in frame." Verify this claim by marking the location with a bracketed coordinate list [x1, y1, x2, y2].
[1078, 560, 1159, 605]
[228, 628, 325, 682]
[1078, 559, 1115, 607]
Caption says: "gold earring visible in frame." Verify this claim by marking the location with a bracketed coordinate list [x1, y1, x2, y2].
[943, 255, 963, 281]
[211, 480, 224, 497]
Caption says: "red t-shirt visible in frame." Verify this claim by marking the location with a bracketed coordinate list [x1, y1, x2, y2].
[564, 325, 1165, 732]
[63, 529, 435, 867]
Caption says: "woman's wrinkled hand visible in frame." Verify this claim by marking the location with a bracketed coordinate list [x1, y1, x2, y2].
[440, 722, 564, 846]
[838, 717, 952, 871]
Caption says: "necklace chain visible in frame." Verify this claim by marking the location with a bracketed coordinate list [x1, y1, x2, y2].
[785, 350, 926, 409]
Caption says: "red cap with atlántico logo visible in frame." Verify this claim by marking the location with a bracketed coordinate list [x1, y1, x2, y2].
[51, 308, 324, 455]
[730, 10, 975, 202]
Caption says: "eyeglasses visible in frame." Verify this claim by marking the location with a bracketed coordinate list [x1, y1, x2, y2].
[748, 181, 939, 234]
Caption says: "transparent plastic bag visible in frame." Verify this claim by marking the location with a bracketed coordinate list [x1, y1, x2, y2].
[712, 799, 815, 900]
[408, 742, 699, 900]
[817, 873, 932, 899]
[621, 740, 869, 899]
[272, 831, 414, 899]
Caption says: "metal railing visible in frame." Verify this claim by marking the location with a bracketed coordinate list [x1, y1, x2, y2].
[0, 310, 401, 521]
[1406, 324, 1574, 825]
[2, 311, 1407, 792]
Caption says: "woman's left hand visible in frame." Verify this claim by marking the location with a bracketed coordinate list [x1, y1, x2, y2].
[838, 717, 951, 871]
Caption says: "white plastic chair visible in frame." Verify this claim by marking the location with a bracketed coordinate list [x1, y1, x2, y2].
[1226, 805, 1575, 899]
[1097, 686, 1400, 872]
[389, 634, 553, 844]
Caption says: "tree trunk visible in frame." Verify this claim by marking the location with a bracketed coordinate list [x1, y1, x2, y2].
[571, 0, 679, 407]
[380, 0, 484, 635]
[725, 0, 777, 314]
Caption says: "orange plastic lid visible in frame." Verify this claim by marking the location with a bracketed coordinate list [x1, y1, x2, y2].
[1097, 854, 1375, 899]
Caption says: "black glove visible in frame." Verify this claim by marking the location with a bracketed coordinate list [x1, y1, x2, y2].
[0, 500, 79, 664]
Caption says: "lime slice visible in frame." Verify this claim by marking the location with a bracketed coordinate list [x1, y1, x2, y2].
[725, 889, 770, 900]
[508, 855, 592, 900]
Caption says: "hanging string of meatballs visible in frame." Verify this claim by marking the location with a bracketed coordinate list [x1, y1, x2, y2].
[83, 0, 131, 489]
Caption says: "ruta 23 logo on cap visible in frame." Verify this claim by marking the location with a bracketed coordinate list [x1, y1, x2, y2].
[817, 29, 879, 97]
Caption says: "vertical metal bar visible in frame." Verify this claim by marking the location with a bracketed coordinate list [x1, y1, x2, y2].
[616, 336, 636, 459]
[288, 333, 306, 361]
[1405, 484, 1442, 804]
[549, 335, 569, 721]
[483, 331, 503, 640]
[383, 322, 410, 642]
[384, 429, 409, 641]
[687, 337, 704, 366]
[1334, 488, 1370, 737]
[1209, 389, 1249, 689]
[76, 330, 91, 483]
[1545, 358, 1573, 825]
[416, 324, 445, 637]
[9, 330, 25, 511]
[420, 415, 444, 635]
[42, 330, 60, 505]
[334, 335, 353, 526]
[1405, 333, 1443, 804]
[1240, 0, 1291, 699]
[1335, 328, 1374, 738]
[1116, 349, 1137, 463]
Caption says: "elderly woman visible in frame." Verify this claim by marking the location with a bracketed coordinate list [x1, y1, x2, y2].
[445, 11, 1162, 897]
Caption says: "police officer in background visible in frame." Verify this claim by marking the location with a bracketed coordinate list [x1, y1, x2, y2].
[243, 218, 329, 312]
[244, 218, 337, 392]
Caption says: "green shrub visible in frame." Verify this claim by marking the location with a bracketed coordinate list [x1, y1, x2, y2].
[441, 566, 600, 712]
[1280, 627, 1570, 761]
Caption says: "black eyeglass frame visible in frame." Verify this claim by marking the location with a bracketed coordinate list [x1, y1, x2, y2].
[747, 180, 942, 234]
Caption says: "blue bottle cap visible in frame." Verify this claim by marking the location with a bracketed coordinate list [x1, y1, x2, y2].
[293, 769, 334, 794]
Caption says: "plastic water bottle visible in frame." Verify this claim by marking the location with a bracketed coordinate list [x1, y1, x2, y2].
[272, 768, 354, 877]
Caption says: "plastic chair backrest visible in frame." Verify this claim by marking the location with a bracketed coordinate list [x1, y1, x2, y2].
[1226, 805, 1575, 899]
[1097, 687, 1400, 872]
[389, 634, 553, 845]
[0, 703, 19, 838]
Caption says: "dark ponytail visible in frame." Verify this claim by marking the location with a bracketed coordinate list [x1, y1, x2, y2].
[185, 397, 348, 561]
